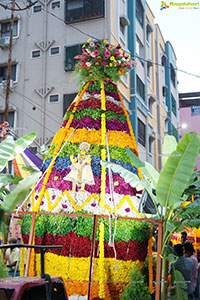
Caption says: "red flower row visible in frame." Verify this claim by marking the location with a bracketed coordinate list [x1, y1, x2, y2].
[22, 232, 147, 262]
[68, 98, 124, 115]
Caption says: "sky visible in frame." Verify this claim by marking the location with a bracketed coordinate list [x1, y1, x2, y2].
[147, 0, 200, 93]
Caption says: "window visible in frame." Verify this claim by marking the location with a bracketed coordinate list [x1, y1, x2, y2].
[136, 37, 144, 66]
[120, 19, 125, 35]
[63, 93, 77, 115]
[50, 46, 60, 55]
[49, 94, 59, 103]
[33, 5, 42, 12]
[52, 1, 60, 9]
[136, 0, 144, 27]
[0, 20, 18, 37]
[161, 54, 167, 66]
[171, 93, 177, 116]
[138, 118, 146, 147]
[64, 44, 82, 71]
[0, 64, 17, 83]
[136, 75, 145, 101]
[119, 16, 129, 36]
[162, 86, 168, 97]
[0, 111, 15, 128]
[32, 50, 41, 58]
[170, 63, 176, 87]
[65, 0, 104, 24]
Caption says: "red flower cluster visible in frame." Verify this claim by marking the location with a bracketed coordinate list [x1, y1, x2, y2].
[22, 232, 147, 262]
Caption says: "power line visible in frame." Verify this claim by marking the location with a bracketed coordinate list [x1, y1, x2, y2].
[0, 93, 55, 135]
[38, 5, 200, 80]
[13, 89, 62, 126]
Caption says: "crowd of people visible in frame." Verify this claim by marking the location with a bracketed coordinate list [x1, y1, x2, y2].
[171, 232, 200, 300]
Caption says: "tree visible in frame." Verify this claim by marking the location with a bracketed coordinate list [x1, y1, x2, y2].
[102, 132, 200, 299]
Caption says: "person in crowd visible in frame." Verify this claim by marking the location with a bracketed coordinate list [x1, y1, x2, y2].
[181, 231, 188, 245]
[173, 244, 194, 300]
[184, 242, 199, 299]
[5, 237, 20, 277]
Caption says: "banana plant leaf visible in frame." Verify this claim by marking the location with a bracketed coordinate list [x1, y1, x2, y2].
[170, 268, 188, 300]
[101, 161, 143, 190]
[126, 147, 159, 188]
[162, 135, 177, 167]
[0, 132, 37, 172]
[156, 132, 200, 208]
[0, 136, 15, 172]
[2, 172, 41, 211]
[0, 174, 22, 189]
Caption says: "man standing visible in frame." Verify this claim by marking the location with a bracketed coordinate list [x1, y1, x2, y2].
[173, 244, 194, 300]
[5, 237, 20, 277]
[184, 243, 199, 299]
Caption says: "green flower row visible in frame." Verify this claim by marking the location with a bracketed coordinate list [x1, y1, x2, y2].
[86, 81, 118, 93]
[21, 212, 150, 243]
[63, 108, 126, 122]
[46, 142, 134, 165]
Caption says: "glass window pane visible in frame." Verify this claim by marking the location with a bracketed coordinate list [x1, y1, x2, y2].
[52, 1, 60, 8]
[51, 47, 59, 55]
[32, 50, 41, 58]
[49, 94, 59, 102]
[33, 5, 42, 12]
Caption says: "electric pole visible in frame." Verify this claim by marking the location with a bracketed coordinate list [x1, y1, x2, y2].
[1, 0, 37, 122]
[4, 0, 15, 122]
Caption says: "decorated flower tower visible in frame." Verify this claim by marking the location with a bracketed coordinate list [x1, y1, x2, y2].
[21, 40, 151, 299]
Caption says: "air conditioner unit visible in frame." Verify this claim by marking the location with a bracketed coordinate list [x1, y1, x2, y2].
[0, 36, 10, 48]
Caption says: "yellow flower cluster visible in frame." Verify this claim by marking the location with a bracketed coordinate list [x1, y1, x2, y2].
[33, 252, 143, 283]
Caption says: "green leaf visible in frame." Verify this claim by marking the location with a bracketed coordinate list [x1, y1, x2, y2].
[0, 173, 14, 188]
[11, 132, 37, 158]
[0, 136, 15, 171]
[22, 166, 39, 173]
[126, 147, 159, 187]
[170, 268, 188, 300]
[2, 172, 41, 211]
[166, 220, 185, 233]
[183, 219, 200, 229]
[162, 135, 177, 167]
[143, 162, 159, 187]
[101, 160, 143, 190]
[156, 132, 200, 208]
[125, 147, 145, 168]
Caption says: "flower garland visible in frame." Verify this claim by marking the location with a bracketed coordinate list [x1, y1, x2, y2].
[33, 82, 90, 212]
[148, 226, 154, 294]
[74, 39, 136, 83]
[20, 246, 25, 276]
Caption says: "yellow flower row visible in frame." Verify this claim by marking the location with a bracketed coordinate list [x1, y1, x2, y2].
[29, 252, 143, 283]
[52, 128, 137, 151]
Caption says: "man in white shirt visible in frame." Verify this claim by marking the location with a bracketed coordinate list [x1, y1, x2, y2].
[5, 237, 20, 277]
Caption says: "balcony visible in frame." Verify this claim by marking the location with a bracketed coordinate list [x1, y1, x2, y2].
[65, 0, 104, 24]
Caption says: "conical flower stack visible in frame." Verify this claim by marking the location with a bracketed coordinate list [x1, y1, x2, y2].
[23, 40, 150, 300]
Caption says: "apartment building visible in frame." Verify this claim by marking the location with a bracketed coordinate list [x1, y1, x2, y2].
[0, 0, 130, 151]
[128, 0, 178, 170]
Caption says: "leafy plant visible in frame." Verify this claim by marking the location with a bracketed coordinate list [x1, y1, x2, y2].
[120, 264, 151, 300]
[102, 132, 200, 299]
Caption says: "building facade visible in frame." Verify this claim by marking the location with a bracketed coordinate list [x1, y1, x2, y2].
[128, 0, 178, 170]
